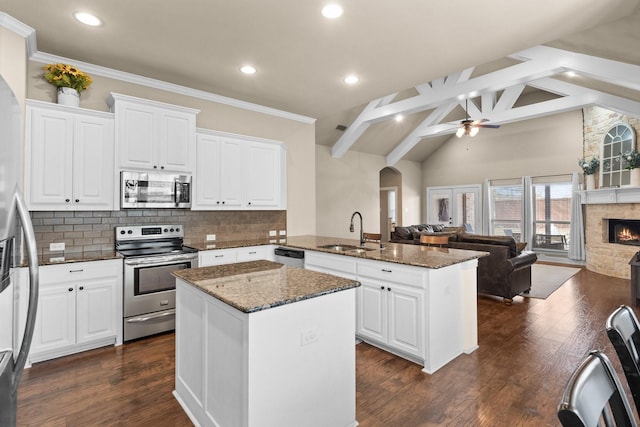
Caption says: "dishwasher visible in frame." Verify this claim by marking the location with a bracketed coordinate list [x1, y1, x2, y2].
[274, 247, 305, 268]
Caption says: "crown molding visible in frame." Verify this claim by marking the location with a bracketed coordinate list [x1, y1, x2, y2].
[0, 12, 37, 56]
[30, 51, 315, 124]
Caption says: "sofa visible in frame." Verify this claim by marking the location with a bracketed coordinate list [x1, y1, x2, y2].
[390, 224, 463, 245]
[391, 225, 537, 304]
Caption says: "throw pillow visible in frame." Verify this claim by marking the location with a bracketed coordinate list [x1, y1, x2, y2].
[394, 226, 412, 240]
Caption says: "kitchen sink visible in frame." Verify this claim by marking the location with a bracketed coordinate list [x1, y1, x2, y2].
[316, 244, 375, 253]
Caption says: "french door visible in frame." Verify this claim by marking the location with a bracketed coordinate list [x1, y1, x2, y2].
[426, 185, 481, 232]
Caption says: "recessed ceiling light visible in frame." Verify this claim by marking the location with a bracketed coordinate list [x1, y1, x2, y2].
[395, 114, 404, 122]
[322, 4, 344, 19]
[74, 12, 102, 27]
[566, 71, 577, 78]
[344, 74, 359, 85]
[240, 65, 257, 75]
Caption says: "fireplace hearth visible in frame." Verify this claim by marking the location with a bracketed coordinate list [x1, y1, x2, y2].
[608, 219, 640, 246]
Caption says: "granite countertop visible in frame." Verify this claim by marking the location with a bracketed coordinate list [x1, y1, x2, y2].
[18, 250, 123, 267]
[186, 238, 278, 251]
[173, 259, 360, 313]
[281, 235, 488, 269]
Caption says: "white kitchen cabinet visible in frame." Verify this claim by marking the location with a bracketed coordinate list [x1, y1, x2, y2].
[193, 129, 286, 210]
[304, 251, 357, 279]
[108, 93, 199, 173]
[356, 259, 424, 359]
[29, 259, 123, 364]
[199, 245, 270, 266]
[25, 100, 115, 211]
[193, 131, 243, 209]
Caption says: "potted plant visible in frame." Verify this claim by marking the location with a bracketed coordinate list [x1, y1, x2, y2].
[42, 63, 93, 107]
[579, 157, 599, 190]
[623, 150, 640, 186]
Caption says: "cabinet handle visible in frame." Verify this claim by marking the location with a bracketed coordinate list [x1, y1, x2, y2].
[382, 269, 392, 273]
[68, 287, 73, 292]
[65, 199, 70, 203]
[222, 201, 225, 204]
[216, 201, 220, 204]
[215, 255, 224, 258]
[75, 199, 79, 203]
[380, 286, 384, 290]
[249, 251, 256, 255]
[248, 202, 252, 205]
[161, 166, 165, 170]
[387, 287, 391, 291]
[153, 165, 158, 169]
[79, 286, 84, 290]
[69, 269, 84, 273]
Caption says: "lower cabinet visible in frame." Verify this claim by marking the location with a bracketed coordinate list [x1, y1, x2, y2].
[357, 277, 423, 358]
[199, 245, 273, 267]
[29, 259, 122, 364]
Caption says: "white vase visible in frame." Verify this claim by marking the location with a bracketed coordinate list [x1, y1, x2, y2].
[57, 87, 80, 107]
[631, 168, 640, 187]
[585, 174, 596, 190]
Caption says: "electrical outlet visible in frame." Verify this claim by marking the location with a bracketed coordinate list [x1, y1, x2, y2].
[269, 239, 277, 244]
[279, 230, 286, 236]
[49, 242, 65, 251]
[300, 327, 319, 346]
[269, 230, 277, 236]
[206, 234, 216, 241]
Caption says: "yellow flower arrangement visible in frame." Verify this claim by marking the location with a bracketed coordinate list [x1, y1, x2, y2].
[43, 63, 93, 93]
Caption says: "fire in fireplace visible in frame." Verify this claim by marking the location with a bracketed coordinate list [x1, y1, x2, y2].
[608, 219, 640, 246]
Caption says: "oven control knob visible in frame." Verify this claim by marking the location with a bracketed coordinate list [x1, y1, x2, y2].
[176, 227, 180, 232]
[164, 228, 168, 232]
[120, 230, 125, 235]
[127, 230, 133, 234]
[170, 228, 175, 232]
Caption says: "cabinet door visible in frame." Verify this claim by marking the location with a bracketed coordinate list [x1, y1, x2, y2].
[236, 246, 267, 262]
[72, 114, 114, 209]
[118, 102, 157, 170]
[158, 111, 195, 172]
[356, 278, 387, 343]
[76, 275, 119, 344]
[26, 106, 74, 207]
[245, 141, 283, 209]
[387, 285, 423, 357]
[30, 283, 76, 355]
[219, 138, 244, 208]
[194, 133, 222, 208]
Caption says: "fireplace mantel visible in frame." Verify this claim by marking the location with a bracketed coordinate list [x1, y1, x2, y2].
[580, 187, 640, 205]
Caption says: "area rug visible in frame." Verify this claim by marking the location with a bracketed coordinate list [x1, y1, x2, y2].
[521, 264, 581, 299]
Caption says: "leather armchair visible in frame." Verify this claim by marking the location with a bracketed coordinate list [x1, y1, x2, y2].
[449, 239, 537, 305]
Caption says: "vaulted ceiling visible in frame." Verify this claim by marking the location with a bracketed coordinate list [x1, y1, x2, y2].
[2, 0, 640, 163]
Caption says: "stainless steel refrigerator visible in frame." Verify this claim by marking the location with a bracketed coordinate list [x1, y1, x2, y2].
[0, 77, 39, 426]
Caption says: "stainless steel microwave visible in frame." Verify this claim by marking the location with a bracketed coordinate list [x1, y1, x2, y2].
[121, 171, 192, 208]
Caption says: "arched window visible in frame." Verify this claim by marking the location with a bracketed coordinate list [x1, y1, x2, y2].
[601, 123, 635, 187]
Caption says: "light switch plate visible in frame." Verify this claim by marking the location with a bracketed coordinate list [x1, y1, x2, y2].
[269, 230, 277, 236]
[206, 234, 216, 241]
[279, 230, 286, 236]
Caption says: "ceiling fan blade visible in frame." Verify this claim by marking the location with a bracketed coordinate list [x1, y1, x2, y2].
[476, 124, 501, 129]
[472, 118, 488, 124]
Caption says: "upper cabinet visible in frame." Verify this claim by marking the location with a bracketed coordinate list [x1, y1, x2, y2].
[193, 129, 286, 210]
[25, 100, 115, 211]
[107, 93, 199, 173]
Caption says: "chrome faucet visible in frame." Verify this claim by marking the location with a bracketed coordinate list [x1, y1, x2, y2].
[350, 211, 364, 246]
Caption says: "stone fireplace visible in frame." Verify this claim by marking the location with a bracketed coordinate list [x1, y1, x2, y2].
[583, 188, 640, 279]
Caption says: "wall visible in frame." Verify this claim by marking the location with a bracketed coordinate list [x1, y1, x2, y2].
[26, 60, 316, 237]
[421, 110, 584, 190]
[315, 145, 422, 239]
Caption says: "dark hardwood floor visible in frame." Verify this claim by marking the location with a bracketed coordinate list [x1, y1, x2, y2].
[16, 264, 635, 426]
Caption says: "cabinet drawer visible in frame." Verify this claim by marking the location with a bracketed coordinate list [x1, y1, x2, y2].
[41, 259, 121, 284]
[199, 249, 238, 266]
[236, 246, 267, 262]
[357, 260, 424, 288]
[305, 251, 356, 276]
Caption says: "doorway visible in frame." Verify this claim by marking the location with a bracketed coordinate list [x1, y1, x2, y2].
[380, 168, 402, 242]
[426, 185, 481, 232]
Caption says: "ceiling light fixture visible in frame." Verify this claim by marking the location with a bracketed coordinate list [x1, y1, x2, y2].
[566, 71, 577, 78]
[322, 4, 344, 18]
[344, 74, 359, 85]
[73, 12, 102, 27]
[240, 65, 257, 75]
[395, 114, 404, 122]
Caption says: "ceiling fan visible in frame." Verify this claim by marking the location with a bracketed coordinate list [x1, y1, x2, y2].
[456, 99, 500, 138]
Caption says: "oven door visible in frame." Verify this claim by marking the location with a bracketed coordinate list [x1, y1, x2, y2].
[123, 254, 198, 318]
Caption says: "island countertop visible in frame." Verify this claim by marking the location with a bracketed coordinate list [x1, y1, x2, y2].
[282, 235, 488, 269]
[173, 259, 360, 313]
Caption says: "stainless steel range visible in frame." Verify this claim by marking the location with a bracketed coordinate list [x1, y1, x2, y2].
[116, 225, 198, 341]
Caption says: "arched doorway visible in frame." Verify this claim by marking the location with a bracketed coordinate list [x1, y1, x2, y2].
[379, 167, 402, 242]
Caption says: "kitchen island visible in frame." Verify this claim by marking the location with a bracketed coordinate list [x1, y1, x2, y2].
[172, 260, 360, 427]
